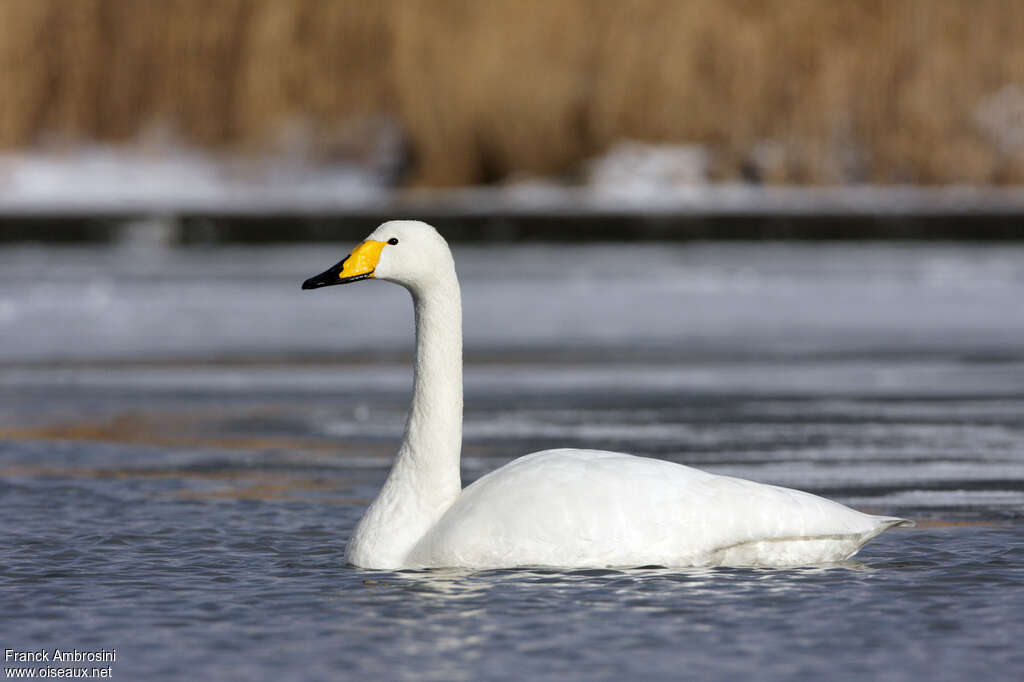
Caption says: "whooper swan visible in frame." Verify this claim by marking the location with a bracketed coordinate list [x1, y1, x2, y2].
[302, 220, 910, 570]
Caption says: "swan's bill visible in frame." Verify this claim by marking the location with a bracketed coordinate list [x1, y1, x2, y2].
[302, 240, 387, 290]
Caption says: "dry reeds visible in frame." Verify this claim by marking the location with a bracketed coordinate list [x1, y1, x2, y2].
[1, 0, 1023, 185]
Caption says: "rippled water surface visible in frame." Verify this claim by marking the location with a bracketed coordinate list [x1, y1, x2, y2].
[2, 242, 1023, 680]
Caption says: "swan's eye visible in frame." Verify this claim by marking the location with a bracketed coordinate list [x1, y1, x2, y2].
[388, 238, 399, 245]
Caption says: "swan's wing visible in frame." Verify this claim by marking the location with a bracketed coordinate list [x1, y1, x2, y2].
[408, 449, 906, 568]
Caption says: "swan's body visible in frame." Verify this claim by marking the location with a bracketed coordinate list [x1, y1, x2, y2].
[406, 449, 905, 568]
[303, 221, 909, 570]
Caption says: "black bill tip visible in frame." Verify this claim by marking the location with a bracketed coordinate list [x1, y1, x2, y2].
[301, 275, 330, 290]
[302, 257, 346, 290]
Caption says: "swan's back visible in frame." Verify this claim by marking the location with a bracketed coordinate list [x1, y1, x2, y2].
[407, 449, 908, 568]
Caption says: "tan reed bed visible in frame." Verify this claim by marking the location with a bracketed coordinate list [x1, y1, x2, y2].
[0, 0, 1022, 185]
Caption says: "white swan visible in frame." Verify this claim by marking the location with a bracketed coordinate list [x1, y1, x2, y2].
[302, 220, 910, 569]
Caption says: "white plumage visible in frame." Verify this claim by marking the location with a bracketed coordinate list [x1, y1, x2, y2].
[409, 449, 906, 568]
[302, 220, 910, 570]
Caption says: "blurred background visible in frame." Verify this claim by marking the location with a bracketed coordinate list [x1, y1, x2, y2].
[2, 3, 1024, 679]
[2, 0, 1024, 241]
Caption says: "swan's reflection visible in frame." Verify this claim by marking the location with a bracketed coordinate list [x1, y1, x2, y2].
[347, 558, 874, 609]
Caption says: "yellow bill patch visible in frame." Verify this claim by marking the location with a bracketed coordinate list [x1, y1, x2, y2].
[339, 240, 387, 279]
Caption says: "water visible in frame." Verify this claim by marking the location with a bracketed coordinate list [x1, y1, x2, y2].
[2, 242, 1023, 680]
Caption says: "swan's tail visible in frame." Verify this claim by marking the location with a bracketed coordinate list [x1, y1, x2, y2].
[877, 516, 915, 529]
[863, 516, 914, 543]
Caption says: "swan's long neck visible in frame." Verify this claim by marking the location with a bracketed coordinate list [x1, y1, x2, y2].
[345, 268, 463, 568]
[404, 276, 463, 484]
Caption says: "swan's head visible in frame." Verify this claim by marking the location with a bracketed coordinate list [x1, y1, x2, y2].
[301, 220, 454, 292]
